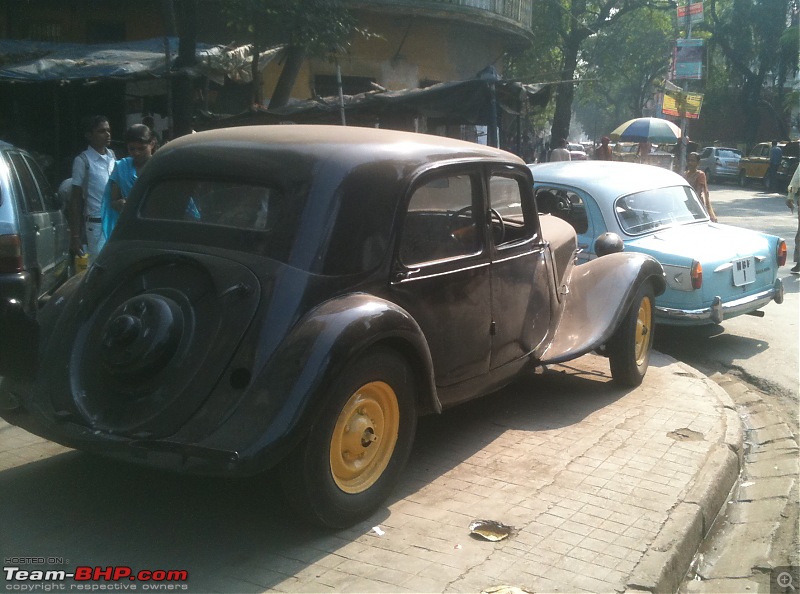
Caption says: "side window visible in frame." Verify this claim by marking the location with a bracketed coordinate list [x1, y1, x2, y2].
[399, 173, 479, 266]
[23, 154, 58, 211]
[701, 148, 712, 158]
[488, 175, 531, 246]
[535, 187, 588, 234]
[7, 152, 44, 213]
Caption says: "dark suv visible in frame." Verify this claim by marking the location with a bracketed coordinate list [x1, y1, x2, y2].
[0, 141, 70, 371]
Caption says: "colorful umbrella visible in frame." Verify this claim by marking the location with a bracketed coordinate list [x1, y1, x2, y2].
[609, 117, 682, 143]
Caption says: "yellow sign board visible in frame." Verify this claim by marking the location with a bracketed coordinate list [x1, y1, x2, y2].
[662, 90, 704, 119]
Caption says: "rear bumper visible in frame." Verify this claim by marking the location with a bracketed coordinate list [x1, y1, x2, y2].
[655, 278, 784, 325]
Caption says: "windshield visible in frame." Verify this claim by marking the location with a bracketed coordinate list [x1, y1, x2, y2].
[614, 185, 707, 235]
[718, 149, 741, 158]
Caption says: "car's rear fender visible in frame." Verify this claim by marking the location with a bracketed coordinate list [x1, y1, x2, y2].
[539, 252, 665, 364]
[201, 292, 439, 473]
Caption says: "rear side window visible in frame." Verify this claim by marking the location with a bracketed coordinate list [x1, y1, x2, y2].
[7, 152, 44, 213]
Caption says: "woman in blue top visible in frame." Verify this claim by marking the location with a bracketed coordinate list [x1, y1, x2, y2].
[100, 124, 157, 244]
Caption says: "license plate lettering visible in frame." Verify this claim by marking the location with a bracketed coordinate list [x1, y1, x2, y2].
[732, 257, 755, 286]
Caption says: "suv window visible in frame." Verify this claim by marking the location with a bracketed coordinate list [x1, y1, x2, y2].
[22, 153, 59, 211]
[7, 152, 44, 213]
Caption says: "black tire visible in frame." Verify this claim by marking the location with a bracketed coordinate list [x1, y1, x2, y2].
[704, 168, 714, 184]
[608, 283, 656, 387]
[279, 347, 417, 528]
[738, 170, 747, 187]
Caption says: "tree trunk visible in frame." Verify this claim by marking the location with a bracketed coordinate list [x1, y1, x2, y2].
[550, 39, 580, 143]
[269, 46, 306, 109]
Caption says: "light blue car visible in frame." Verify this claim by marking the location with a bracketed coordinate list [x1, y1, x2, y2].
[529, 161, 786, 326]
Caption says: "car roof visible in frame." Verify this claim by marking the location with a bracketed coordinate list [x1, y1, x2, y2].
[150, 124, 524, 182]
[529, 161, 689, 198]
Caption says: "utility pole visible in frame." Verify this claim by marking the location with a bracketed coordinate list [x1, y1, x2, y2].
[678, 5, 692, 174]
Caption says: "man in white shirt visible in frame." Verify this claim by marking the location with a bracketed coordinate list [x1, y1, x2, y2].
[549, 138, 571, 162]
[70, 116, 115, 263]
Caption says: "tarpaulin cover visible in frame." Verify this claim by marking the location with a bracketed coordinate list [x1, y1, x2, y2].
[0, 38, 280, 82]
[200, 78, 551, 127]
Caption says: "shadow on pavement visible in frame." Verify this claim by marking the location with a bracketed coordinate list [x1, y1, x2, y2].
[0, 365, 628, 592]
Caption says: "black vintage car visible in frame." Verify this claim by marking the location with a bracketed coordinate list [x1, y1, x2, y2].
[0, 126, 665, 528]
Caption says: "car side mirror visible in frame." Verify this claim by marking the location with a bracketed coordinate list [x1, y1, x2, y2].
[594, 232, 624, 256]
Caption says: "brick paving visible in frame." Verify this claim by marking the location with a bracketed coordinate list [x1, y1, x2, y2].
[0, 351, 738, 593]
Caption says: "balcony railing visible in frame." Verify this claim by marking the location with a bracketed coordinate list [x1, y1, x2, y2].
[349, 0, 534, 31]
[437, 0, 533, 27]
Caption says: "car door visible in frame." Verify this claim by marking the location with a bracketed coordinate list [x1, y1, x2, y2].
[23, 152, 69, 285]
[6, 151, 58, 297]
[390, 167, 491, 388]
[745, 143, 769, 179]
[487, 170, 551, 368]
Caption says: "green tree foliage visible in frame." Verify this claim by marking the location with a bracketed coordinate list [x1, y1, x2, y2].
[222, 0, 358, 107]
[705, 0, 796, 141]
[525, 0, 675, 143]
[574, 8, 674, 138]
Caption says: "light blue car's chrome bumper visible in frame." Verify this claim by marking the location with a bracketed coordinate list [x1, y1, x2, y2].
[656, 278, 784, 324]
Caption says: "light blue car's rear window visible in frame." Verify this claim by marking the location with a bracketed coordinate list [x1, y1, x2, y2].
[615, 185, 707, 235]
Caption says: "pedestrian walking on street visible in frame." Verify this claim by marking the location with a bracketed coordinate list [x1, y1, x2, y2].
[595, 136, 612, 160]
[768, 140, 782, 192]
[549, 138, 571, 162]
[100, 124, 156, 246]
[69, 115, 115, 264]
[785, 165, 800, 274]
[684, 151, 717, 222]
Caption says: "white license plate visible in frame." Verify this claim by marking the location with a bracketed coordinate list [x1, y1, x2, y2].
[732, 256, 756, 286]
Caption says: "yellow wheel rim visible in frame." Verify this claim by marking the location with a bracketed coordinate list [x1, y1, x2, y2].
[634, 295, 653, 365]
[330, 381, 400, 494]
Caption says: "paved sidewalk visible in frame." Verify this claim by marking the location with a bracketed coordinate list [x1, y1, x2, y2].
[0, 352, 741, 593]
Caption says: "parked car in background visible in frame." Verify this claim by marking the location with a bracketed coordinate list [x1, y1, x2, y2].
[0, 125, 666, 529]
[698, 146, 742, 183]
[776, 140, 799, 190]
[530, 161, 786, 326]
[738, 141, 790, 188]
[0, 141, 70, 374]
[567, 143, 588, 160]
[612, 142, 639, 163]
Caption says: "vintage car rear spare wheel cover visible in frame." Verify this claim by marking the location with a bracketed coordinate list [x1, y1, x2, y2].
[101, 295, 184, 378]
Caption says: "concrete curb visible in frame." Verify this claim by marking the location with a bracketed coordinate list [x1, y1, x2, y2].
[625, 360, 743, 594]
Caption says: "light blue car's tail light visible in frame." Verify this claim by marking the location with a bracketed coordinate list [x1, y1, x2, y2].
[777, 240, 787, 267]
[691, 260, 702, 289]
